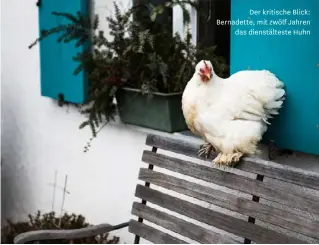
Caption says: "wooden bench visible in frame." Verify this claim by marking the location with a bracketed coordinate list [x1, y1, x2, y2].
[14, 134, 319, 244]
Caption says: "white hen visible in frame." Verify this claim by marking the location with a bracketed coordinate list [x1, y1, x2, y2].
[182, 60, 285, 166]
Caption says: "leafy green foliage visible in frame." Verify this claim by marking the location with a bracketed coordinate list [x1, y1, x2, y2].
[30, 1, 228, 150]
[1, 211, 120, 244]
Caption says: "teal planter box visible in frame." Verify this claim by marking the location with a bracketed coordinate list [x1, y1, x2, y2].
[116, 88, 187, 133]
[231, 0, 319, 155]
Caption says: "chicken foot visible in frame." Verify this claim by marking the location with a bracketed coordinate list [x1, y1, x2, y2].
[212, 152, 243, 167]
[198, 142, 215, 158]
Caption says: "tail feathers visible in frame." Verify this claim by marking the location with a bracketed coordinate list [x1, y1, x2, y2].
[274, 89, 286, 101]
[263, 91, 285, 123]
[264, 87, 285, 116]
[265, 100, 283, 109]
[268, 108, 280, 115]
[249, 71, 285, 124]
[264, 70, 284, 88]
[262, 116, 271, 125]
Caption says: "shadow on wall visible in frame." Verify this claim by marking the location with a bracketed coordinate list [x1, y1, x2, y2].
[1, 157, 35, 225]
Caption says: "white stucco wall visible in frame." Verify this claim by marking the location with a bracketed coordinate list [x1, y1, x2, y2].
[1, 0, 319, 244]
[1, 0, 144, 242]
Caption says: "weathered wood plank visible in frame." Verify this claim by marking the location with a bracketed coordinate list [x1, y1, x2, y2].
[145, 134, 319, 190]
[142, 150, 319, 215]
[138, 168, 319, 240]
[129, 220, 187, 244]
[135, 185, 306, 244]
[132, 202, 239, 244]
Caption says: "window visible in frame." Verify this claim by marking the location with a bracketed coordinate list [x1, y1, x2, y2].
[172, 0, 231, 69]
[197, 0, 231, 65]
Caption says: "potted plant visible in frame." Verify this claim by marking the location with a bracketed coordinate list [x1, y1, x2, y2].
[30, 1, 228, 148]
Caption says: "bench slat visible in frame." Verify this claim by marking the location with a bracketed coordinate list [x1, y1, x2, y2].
[139, 168, 319, 240]
[135, 185, 306, 244]
[142, 151, 319, 215]
[129, 220, 187, 244]
[146, 134, 319, 190]
[132, 202, 239, 244]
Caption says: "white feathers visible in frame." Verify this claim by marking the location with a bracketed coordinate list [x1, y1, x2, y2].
[182, 60, 285, 165]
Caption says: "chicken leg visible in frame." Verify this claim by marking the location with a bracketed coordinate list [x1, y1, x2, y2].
[198, 142, 215, 158]
[212, 152, 243, 167]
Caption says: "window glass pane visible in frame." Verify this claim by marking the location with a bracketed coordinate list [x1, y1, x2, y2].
[197, 0, 231, 64]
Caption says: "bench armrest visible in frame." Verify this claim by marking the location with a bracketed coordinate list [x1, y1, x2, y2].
[14, 222, 129, 244]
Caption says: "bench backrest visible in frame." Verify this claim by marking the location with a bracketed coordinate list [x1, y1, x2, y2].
[129, 134, 319, 244]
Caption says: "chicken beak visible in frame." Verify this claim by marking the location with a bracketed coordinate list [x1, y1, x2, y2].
[205, 72, 211, 80]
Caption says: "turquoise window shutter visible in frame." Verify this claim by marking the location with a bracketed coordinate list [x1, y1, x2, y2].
[38, 0, 89, 104]
[230, 0, 319, 155]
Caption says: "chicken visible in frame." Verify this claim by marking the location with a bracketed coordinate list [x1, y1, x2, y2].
[182, 60, 285, 166]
